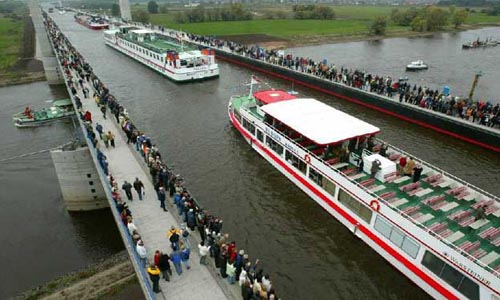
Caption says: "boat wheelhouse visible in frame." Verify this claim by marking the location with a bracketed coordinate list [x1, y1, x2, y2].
[103, 27, 219, 82]
[229, 86, 500, 300]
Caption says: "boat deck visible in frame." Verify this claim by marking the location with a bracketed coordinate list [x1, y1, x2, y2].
[232, 95, 500, 275]
[120, 34, 195, 54]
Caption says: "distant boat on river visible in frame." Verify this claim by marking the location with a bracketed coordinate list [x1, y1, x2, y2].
[406, 60, 428, 71]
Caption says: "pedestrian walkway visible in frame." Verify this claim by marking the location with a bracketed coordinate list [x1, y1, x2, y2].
[71, 65, 230, 300]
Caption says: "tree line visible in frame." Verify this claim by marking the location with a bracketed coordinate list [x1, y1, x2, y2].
[173, 4, 252, 24]
[391, 6, 468, 31]
[292, 5, 335, 20]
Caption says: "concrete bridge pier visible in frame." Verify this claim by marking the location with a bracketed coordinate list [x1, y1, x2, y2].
[50, 144, 109, 211]
[28, 0, 64, 85]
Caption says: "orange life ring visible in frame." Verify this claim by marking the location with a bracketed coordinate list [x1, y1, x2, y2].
[304, 154, 311, 164]
[370, 200, 380, 212]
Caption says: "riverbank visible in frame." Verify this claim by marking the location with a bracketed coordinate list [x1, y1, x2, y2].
[219, 23, 499, 49]
[146, 4, 500, 49]
[12, 251, 143, 300]
[0, 16, 45, 87]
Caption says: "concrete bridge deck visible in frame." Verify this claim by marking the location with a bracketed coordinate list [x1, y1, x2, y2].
[40, 8, 237, 300]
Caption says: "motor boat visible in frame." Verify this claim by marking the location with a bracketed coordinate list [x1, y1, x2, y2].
[406, 60, 428, 71]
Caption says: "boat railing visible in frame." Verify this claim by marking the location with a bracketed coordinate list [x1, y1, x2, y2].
[382, 141, 500, 204]
[240, 105, 499, 276]
[360, 148, 500, 277]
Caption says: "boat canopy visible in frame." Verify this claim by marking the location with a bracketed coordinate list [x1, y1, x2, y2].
[260, 98, 380, 145]
[130, 29, 155, 35]
[253, 90, 297, 105]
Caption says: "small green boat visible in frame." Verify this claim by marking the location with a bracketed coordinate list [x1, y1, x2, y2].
[13, 99, 75, 128]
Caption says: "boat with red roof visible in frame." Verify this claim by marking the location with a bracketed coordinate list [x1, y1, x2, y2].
[228, 76, 500, 300]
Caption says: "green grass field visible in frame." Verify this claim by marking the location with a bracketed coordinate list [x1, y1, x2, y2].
[147, 5, 500, 39]
[0, 17, 23, 71]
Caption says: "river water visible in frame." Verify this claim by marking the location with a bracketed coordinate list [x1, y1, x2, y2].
[2, 12, 499, 300]
[288, 27, 500, 104]
[0, 82, 124, 299]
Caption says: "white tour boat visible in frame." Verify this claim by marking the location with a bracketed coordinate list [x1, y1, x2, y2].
[103, 26, 219, 82]
[406, 60, 428, 71]
[229, 79, 500, 300]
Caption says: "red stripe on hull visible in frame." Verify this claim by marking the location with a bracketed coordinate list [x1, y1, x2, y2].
[219, 55, 500, 153]
[229, 111, 460, 300]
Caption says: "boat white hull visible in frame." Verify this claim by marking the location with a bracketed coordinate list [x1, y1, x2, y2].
[104, 38, 219, 82]
[227, 104, 495, 300]
[406, 66, 428, 71]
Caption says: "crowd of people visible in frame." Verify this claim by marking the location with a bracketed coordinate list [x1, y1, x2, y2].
[45, 13, 280, 300]
[178, 30, 500, 129]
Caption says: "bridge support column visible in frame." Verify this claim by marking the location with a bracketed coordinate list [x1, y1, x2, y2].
[119, 0, 132, 21]
[29, 0, 64, 85]
[50, 146, 109, 211]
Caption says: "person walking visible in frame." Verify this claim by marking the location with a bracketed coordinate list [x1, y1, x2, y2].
[102, 132, 109, 148]
[170, 247, 183, 275]
[180, 245, 191, 270]
[136, 240, 148, 268]
[158, 252, 172, 281]
[133, 177, 145, 200]
[122, 181, 133, 201]
[147, 264, 161, 294]
[198, 241, 210, 265]
[107, 131, 115, 148]
[157, 187, 167, 211]
[100, 105, 107, 119]
[95, 123, 103, 139]
[167, 226, 180, 250]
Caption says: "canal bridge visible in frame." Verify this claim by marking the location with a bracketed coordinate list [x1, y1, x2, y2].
[29, 2, 237, 300]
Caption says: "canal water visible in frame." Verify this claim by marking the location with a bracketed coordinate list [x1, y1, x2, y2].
[0, 82, 124, 299]
[288, 27, 500, 104]
[3, 12, 499, 299]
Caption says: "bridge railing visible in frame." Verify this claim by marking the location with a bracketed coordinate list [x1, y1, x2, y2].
[41, 12, 156, 300]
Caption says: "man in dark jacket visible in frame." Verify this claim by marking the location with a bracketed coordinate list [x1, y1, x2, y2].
[158, 252, 172, 281]
[122, 181, 133, 201]
[133, 178, 145, 200]
[157, 187, 167, 212]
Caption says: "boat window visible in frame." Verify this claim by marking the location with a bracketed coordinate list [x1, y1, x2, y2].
[257, 130, 264, 142]
[180, 60, 187, 66]
[242, 118, 255, 136]
[285, 150, 306, 174]
[309, 168, 323, 186]
[339, 189, 372, 223]
[422, 251, 479, 300]
[374, 216, 420, 259]
[266, 136, 283, 155]
[322, 178, 336, 197]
